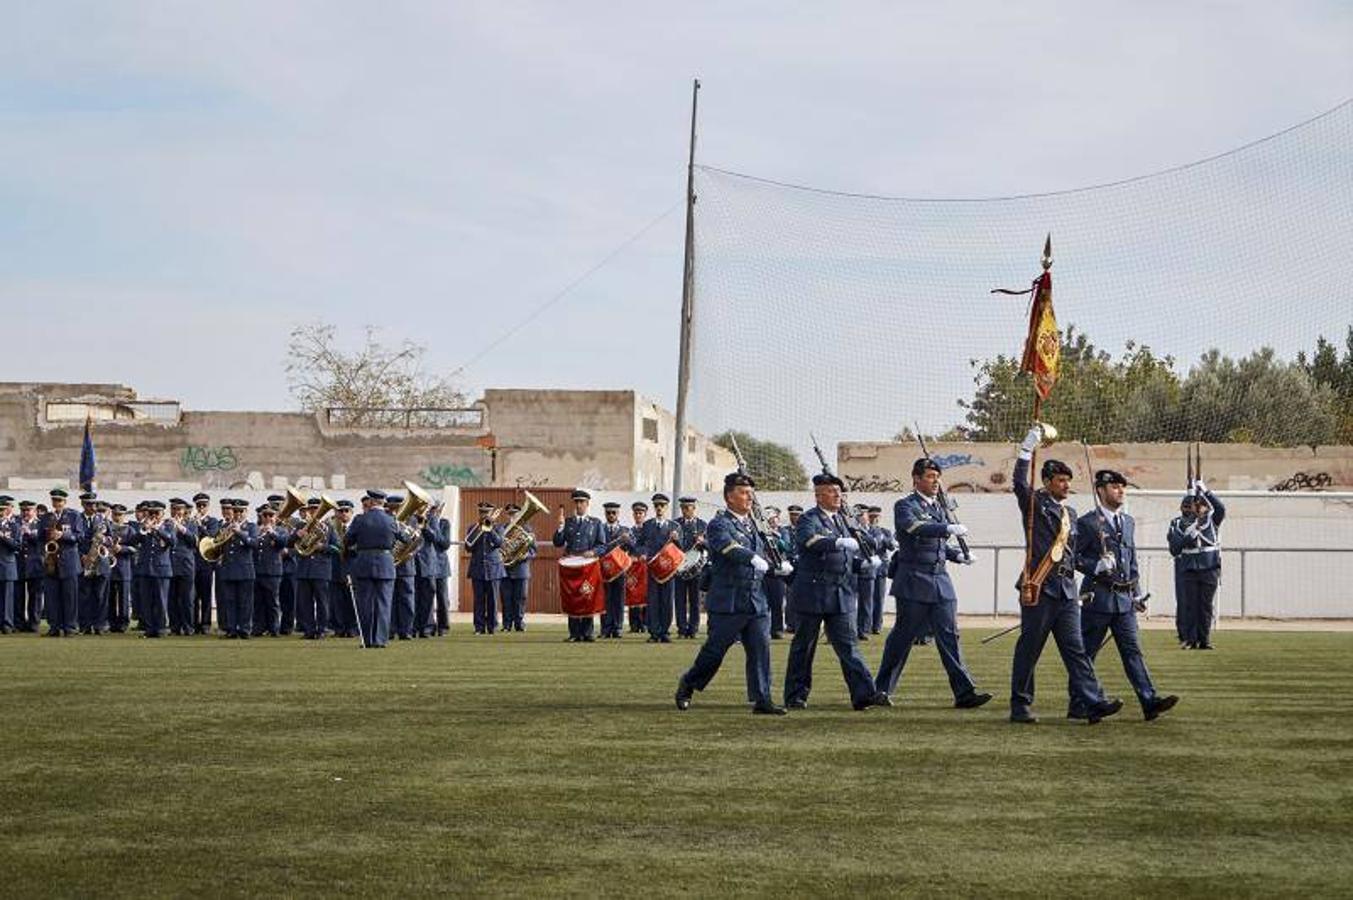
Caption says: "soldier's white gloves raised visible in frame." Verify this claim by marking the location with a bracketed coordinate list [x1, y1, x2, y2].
[1094, 556, 1114, 574]
[956, 556, 975, 566]
[1184, 524, 1201, 539]
[750, 555, 770, 574]
[777, 561, 794, 576]
[1193, 479, 1208, 494]
[836, 537, 859, 552]
[946, 524, 969, 537]
[1018, 426, 1042, 458]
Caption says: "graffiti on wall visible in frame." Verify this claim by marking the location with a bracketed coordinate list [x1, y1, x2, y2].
[1271, 471, 1334, 492]
[420, 463, 482, 488]
[180, 445, 237, 473]
[931, 453, 982, 470]
[513, 474, 550, 488]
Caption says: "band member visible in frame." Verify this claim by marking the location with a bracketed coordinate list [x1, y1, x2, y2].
[639, 493, 681, 643]
[599, 502, 630, 638]
[212, 498, 234, 633]
[853, 504, 878, 641]
[675, 472, 786, 716]
[344, 489, 399, 648]
[269, 494, 298, 636]
[500, 502, 534, 632]
[293, 497, 336, 640]
[38, 488, 86, 637]
[867, 506, 895, 636]
[412, 505, 440, 637]
[1074, 470, 1179, 720]
[0, 496, 18, 633]
[107, 504, 135, 633]
[626, 501, 649, 633]
[136, 501, 176, 637]
[1169, 481, 1226, 650]
[762, 507, 793, 639]
[166, 498, 198, 636]
[76, 491, 111, 634]
[17, 500, 44, 632]
[329, 500, 358, 638]
[214, 499, 259, 639]
[674, 497, 707, 638]
[466, 501, 505, 635]
[430, 504, 453, 636]
[192, 492, 218, 633]
[383, 495, 418, 640]
[1010, 425, 1120, 724]
[874, 458, 991, 709]
[253, 504, 289, 636]
[783, 474, 889, 711]
[130, 501, 150, 630]
[553, 489, 605, 642]
[783, 505, 803, 634]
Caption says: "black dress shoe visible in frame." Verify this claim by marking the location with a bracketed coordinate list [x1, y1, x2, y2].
[645, 635, 657, 643]
[582, 635, 596, 643]
[1066, 709, 1089, 721]
[1144, 695, 1179, 721]
[752, 703, 788, 716]
[1087, 698, 1124, 724]
[1197, 643, 1214, 650]
[786, 698, 808, 710]
[853, 691, 891, 711]
[658, 635, 672, 644]
[675, 678, 693, 711]
[1010, 709, 1039, 724]
[955, 691, 993, 709]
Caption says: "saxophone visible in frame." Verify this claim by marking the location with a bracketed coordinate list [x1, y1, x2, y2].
[81, 519, 110, 577]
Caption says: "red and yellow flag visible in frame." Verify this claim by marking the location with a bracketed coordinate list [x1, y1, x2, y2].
[1021, 269, 1059, 400]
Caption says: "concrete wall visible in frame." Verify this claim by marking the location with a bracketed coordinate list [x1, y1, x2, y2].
[838, 441, 1353, 493]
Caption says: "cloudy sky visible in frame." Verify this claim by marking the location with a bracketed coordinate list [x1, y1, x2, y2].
[2, 2, 1349, 421]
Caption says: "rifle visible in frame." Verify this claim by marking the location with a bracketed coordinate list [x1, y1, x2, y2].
[809, 432, 878, 559]
[727, 434, 786, 570]
[915, 423, 970, 562]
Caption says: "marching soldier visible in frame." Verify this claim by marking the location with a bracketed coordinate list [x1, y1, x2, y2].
[215, 499, 259, 639]
[1074, 469, 1179, 720]
[429, 504, 453, 636]
[783, 474, 890, 711]
[627, 501, 649, 634]
[867, 506, 895, 636]
[639, 493, 681, 643]
[17, 500, 44, 632]
[874, 458, 991, 709]
[76, 492, 111, 634]
[107, 504, 135, 633]
[412, 506, 438, 637]
[167, 498, 198, 636]
[253, 504, 290, 636]
[599, 502, 630, 638]
[675, 472, 787, 716]
[500, 502, 534, 632]
[467, 501, 505, 635]
[192, 492, 218, 634]
[344, 489, 399, 648]
[553, 489, 605, 642]
[268, 494, 298, 636]
[0, 497, 17, 633]
[762, 507, 793, 639]
[140, 501, 177, 637]
[674, 497, 707, 638]
[38, 488, 86, 637]
[782, 505, 803, 634]
[1009, 425, 1121, 724]
[293, 497, 336, 640]
[853, 504, 877, 641]
[382, 495, 418, 640]
[130, 502, 150, 630]
[1169, 481, 1226, 650]
[329, 500, 358, 638]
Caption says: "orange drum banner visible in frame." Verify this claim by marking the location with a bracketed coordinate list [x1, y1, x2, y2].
[647, 542, 684, 584]
[624, 562, 648, 607]
[599, 546, 632, 583]
[558, 557, 604, 616]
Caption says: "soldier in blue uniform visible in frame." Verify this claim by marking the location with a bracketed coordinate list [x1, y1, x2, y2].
[107, 504, 135, 633]
[429, 505, 453, 636]
[853, 504, 880, 641]
[76, 492, 112, 634]
[252, 505, 290, 636]
[136, 501, 176, 637]
[0, 497, 18, 633]
[598, 502, 630, 638]
[500, 502, 534, 632]
[329, 500, 358, 638]
[782, 505, 803, 634]
[874, 458, 992, 709]
[343, 490, 400, 647]
[383, 495, 418, 640]
[674, 497, 707, 638]
[270, 495, 298, 636]
[16, 501, 44, 632]
[192, 493, 218, 634]
[292, 497, 336, 640]
[38, 488, 86, 637]
[761, 507, 794, 639]
[868, 506, 896, 636]
[467, 501, 506, 635]
[553, 489, 606, 642]
[412, 505, 440, 637]
[675, 472, 787, 715]
[783, 474, 890, 711]
[639, 493, 681, 643]
[1168, 481, 1226, 650]
[166, 499, 198, 635]
[1073, 469, 1179, 721]
[626, 502, 649, 634]
[1009, 426, 1121, 724]
[214, 499, 259, 638]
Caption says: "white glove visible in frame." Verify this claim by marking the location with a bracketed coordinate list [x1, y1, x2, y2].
[1094, 556, 1114, 574]
[778, 561, 794, 576]
[1019, 426, 1042, 455]
[946, 524, 969, 538]
[1193, 479, 1208, 494]
[869, 555, 882, 571]
[1184, 524, 1201, 539]
[956, 555, 975, 566]
[836, 537, 859, 552]
[750, 555, 770, 574]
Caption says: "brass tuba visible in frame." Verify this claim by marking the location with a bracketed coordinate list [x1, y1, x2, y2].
[276, 485, 307, 523]
[392, 480, 432, 565]
[294, 494, 338, 557]
[500, 490, 547, 567]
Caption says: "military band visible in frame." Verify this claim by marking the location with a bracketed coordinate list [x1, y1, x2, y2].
[553, 489, 606, 642]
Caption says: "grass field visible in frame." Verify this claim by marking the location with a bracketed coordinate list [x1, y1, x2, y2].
[2, 624, 1351, 898]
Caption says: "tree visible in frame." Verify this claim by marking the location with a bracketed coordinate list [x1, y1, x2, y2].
[713, 431, 809, 491]
[1299, 326, 1353, 443]
[1180, 347, 1337, 446]
[286, 322, 468, 427]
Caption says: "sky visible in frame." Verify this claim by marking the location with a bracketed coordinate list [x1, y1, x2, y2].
[1, 2, 1350, 420]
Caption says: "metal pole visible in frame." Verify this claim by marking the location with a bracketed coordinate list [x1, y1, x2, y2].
[671, 77, 700, 501]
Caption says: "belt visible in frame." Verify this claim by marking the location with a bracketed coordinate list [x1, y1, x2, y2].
[354, 547, 392, 555]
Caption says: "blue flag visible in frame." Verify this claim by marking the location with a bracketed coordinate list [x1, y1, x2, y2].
[79, 414, 97, 491]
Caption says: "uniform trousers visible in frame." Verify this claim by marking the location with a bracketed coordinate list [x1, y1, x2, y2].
[391, 576, 416, 638]
[1180, 570, 1220, 646]
[169, 574, 194, 634]
[331, 579, 357, 636]
[501, 578, 528, 630]
[0, 581, 13, 631]
[78, 574, 109, 632]
[682, 611, 772, 706]
[875, 598, 977, 700]
[675, 579, 701, 636]
[783, 609, 876, 707]
[413, 576, 436, 635]
[601, 578, 626, 637]
[141, 577, 170, 637]
[44, 574, 79, 635]
[278, 574, 296, 634]
[627, 603, 645, 632]
[1072, 608, 1158, 716]
[108, 576, 132, 632]
[567, 615, 595, 640]
[872, 575, 887, 634]
[646, 577, 676, 639]
[216, 579, 253, 637]
[194, 567, 215, 632]
[352, 576, 393, 647]
[764, 576, 786, 637]
[471, 579, 499, 634]
[1010, 594, 1104, 716]
[433, 577, 450, 634]
[295, 578, 330, 638]
[254, 576, 282, 635]
[18, 578, 43, 631]
[855, 574, 876, 636]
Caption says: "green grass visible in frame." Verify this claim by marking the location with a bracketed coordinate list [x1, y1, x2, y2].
[2, 625, 1351, 898]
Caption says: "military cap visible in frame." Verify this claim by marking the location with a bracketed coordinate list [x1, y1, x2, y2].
[1094, 469, 1128, 488]
[169, 497, 189, 508]
[49, 488, 69, 499]
[192, 492, 210, 503]
[364, 489, 387, 502]
[786, 504, 803, 513]
[18, 500, 36, 509]
[631, 501, 649, 511]
[79, 491, 98, 503]
[233, 498, 252, 510]
[384, 494, 404, 505]
[678, 496, 697, 505]
[764, 505, 781, 516]
[504, 502, 521, 513]
[912, 457, 942, 477]
[651, 493, 670, 504]
[304, 496, 322, 508]
[111, 503, 127, 513]
[723, 472, 755, 490]
[571, 489, 591, 501]
[266, 494, 284, 503]
[1180, 495, 1194, 510]
[602, 502, 621, 510]
[148, 500, 167, 510]
[335, 499, 354, 509]
[135, 501, 149, 511]
[868, 505, 883, 514]
[1041, 459, 1073, 480]
[96, 500, 110, 510]
[257, 503, 275, 515]
[219, 497, 232, 506]
[476, 501, 495, 512]
[0, 496, 11, 508]
[811, 473, 845, 489]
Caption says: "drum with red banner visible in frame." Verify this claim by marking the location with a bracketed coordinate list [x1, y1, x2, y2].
[647, 541, 684, 584]
[599, 545, 632, 583]
[624, 561, 648, 607]
[558, 555, 604, 616]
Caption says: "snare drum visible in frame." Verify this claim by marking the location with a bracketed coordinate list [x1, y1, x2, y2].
[647, 541, 684, 584]
[675, 547, 707, 581]
[558, 555, 604, 616]
[599, 545, 632, 583]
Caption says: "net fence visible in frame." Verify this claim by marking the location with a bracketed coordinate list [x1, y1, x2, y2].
[688, 100, 1353, 483]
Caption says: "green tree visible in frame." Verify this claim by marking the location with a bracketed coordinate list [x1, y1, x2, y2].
[1181, 347, 1338, 446]
[713, 431, 808, 491]
[1299, 326, 1353, 443]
